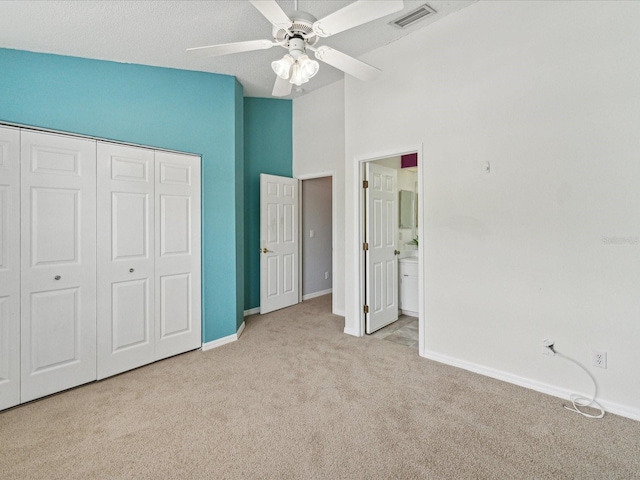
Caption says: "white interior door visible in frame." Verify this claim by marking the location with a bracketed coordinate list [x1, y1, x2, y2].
[365, 162, 398, 334]
[154, 151, 201, 360]
[20, 131, 97, 402]
[97, 143, 155, 379]
[0, 126, 21, 410]
[260, 174, 299, 314]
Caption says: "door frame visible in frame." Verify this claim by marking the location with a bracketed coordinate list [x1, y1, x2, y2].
[296, 171, 336, 315]
[356, 145, 424, 355]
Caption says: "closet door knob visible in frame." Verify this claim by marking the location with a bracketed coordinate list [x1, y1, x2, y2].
[54, 275, 61, 280]
[129, 268, 135, 273]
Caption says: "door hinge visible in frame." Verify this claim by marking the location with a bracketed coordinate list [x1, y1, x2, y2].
[363, 242, 369, 251]
[363, 180, 369, 189]
[363, 305, 369, 314]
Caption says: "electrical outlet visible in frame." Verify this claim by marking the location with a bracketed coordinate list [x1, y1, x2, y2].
[593, 350, 607, 369]
[542, 339, 555, 356]
[325, 271, 330, 280]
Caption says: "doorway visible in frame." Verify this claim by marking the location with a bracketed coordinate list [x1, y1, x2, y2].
[299, 173, 335, 314]
[359, 150, 423, 351]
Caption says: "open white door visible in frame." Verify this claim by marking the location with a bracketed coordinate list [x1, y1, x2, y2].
[260, 174, 299, 314]
[365, 162, 398, 334]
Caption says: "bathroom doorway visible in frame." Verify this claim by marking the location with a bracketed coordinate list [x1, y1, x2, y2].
[359, 150, 423, 351]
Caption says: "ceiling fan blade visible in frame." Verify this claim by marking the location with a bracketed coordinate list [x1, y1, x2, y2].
[272, 76, 293, 97]
[313, 0, 404, 38]
[249, 0, 293, 31]
[186, 39, 275, 58]
[312, 46, 381, 82]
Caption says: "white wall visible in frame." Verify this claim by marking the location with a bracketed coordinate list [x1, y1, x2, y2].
[343, 0, 640, 418]
[293, 80, 345, 316]
[302, 176, 333, 297]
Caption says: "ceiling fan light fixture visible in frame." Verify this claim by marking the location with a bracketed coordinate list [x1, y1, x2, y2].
[271, 54, 294, 79]
[288, 54, 319, 86]
[298, 54, 319, 80]
[289, 62, 309, 86]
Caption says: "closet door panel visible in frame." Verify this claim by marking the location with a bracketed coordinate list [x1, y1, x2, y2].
[0, 126, 20, 410]
[154, 151, 201, 360]
[31, 187, 79, 264]
[111, 279, 149, 349]
[29, 288, 79, 370]
[160, 273, 191, 338]
[97, 143, 155, 380]
[20, 131, 96, 403]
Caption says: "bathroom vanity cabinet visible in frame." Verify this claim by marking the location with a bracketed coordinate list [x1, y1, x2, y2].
[399, 257, 418, 317]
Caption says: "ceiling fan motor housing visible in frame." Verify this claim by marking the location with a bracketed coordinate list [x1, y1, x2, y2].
[287, 36, 306, 59]
[272, 10, 319, 47]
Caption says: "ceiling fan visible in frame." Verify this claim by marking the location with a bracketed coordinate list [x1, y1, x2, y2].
[187, 0, 404, 97]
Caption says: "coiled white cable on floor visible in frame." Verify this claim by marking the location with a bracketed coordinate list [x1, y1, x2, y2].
[551, 347, 605, 419]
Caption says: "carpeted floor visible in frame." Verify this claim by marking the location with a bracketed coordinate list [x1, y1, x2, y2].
[1, 294, 639, 479]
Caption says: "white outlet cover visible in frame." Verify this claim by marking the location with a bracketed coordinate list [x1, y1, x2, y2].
[593, 350, 607, 369]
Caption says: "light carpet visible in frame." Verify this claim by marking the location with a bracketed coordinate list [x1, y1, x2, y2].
[1, 294, 639, 479]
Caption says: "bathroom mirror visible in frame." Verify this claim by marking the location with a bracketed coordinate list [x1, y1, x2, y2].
[399, 190, 415, 228]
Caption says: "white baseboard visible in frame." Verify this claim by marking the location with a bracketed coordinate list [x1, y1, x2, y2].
[201, 321, 245, 352]
[236, 321, 245, 339]
[422, 349, 640, 422]
[246, 297, 341, 317]
[302, 288, 332, 301]
[343, 326, 360, 337]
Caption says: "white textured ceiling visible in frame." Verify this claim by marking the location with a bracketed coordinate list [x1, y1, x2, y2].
[0, 0, 475, 98]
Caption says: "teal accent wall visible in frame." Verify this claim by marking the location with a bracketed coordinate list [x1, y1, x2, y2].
[0, 48, 243, 342]
[243, 98, 293, 311]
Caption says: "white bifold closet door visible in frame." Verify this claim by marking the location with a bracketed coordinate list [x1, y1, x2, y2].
[20, 131, 97, 403]
[154, 151, 201, 361]
[97, 144, 201, 379]
[0, 126, 21, 410]
[97, 143, 156, 379]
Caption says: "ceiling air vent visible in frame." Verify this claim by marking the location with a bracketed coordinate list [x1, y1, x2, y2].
[390, 4, 437, 29]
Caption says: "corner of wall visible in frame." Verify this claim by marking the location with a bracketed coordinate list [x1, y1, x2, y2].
[234, 81, 245, 331]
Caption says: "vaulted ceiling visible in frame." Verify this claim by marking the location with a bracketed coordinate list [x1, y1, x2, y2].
[0, 1, 475, 98]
